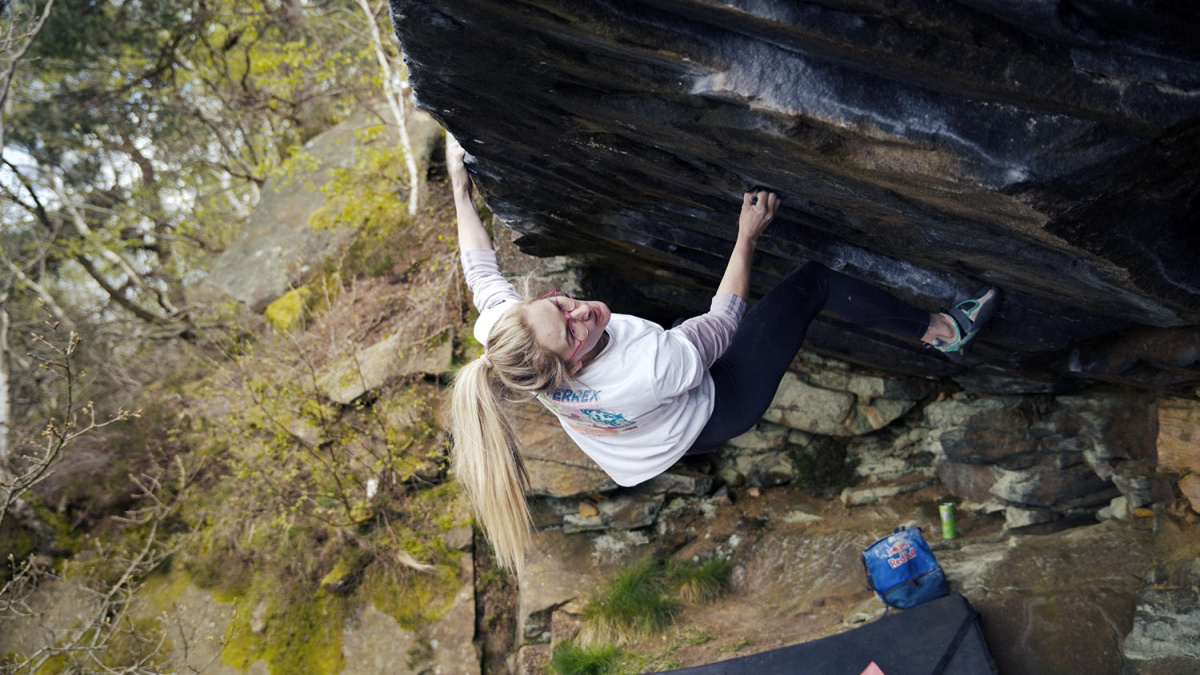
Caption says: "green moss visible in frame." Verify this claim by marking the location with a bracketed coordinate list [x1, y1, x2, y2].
[319, 557, 355, 589]
[367, 559, 460, 630]
[0, 528, 35, 583]
[432, 512, 460, 531]
[406, 636, 434, 671]
[143, 567, 193, 612]
[337, 200, 412, 280]
[222, 586, 349, 675]
[26, 498, 86, 558]
[261, 273, 340, 332]
[263, 287, 312, 332]
[33, 653, 71, 674]
[101, 616, 171, 671]
[718, 638, 755, 654]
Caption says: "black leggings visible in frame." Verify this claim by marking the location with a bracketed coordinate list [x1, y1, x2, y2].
[687, 262, 929, 454]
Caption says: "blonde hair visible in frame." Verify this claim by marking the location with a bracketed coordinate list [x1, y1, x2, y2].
[448, 301, 571, 574]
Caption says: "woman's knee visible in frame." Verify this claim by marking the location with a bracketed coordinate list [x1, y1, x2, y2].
[781, 260, 831, 295]
[798, 260, 830, 278]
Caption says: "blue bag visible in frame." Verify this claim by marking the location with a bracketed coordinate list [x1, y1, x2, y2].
[862, 526, 949, 610]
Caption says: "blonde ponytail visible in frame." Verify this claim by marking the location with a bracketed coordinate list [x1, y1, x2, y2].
[448, 303, 569, 574]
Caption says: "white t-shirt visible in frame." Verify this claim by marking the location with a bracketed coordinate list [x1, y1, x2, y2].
[462, 248, 744, 486]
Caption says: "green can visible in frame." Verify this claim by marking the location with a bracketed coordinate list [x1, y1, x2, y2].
[939, 503, 958, 540]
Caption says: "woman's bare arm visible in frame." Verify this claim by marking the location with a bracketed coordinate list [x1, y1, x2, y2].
[448, 133, 493, 251]
[716, 190, 779, 300]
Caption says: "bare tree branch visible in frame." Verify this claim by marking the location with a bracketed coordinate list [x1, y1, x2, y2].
[0, 0, 55, 153]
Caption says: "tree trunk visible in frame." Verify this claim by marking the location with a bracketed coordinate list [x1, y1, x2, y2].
[0, 299, 10, 467]
[357, 0, 421, 216]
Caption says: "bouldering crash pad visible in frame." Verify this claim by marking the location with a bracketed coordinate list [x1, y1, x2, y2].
[655, 594, 996, 675]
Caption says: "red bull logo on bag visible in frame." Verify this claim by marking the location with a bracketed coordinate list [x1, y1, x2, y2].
[862, 526, 949, 610]
[886, 540, 917, 568]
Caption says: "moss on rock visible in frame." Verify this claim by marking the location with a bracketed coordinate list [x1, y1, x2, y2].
[264, 287, 312, 332]
[367, 557, 461, 631]
[221, 583, 350, 675]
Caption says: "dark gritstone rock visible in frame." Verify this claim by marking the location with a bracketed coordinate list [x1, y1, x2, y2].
[390, 0, 1200, 392]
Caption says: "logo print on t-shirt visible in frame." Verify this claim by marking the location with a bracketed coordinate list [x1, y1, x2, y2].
[580, 409, 635, 429]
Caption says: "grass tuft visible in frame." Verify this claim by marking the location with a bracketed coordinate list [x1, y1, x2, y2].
[549, 641, 622, 675]
[666, 558, 732, 605]
[580, 560, 677, 645]
[578, 557, 734, 646]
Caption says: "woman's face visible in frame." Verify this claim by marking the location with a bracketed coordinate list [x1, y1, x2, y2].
[525, 295, 610, 366]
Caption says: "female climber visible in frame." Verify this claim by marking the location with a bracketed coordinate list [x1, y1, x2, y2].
[445, 134, 999, 572]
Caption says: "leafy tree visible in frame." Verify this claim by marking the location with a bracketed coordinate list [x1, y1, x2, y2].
[1, 1, 440, 669]
[0, 0, 420, 464]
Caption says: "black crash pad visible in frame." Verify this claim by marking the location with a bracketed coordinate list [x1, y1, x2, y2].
[654, 594, 997, 675]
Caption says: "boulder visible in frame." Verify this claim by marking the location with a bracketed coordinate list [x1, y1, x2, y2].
[641, 470, 714, 497]
[989, 461, 1119, 511]
[939, 520, 1153, 675]
[790, 352, 934, 403]
[320, 332, 453, 405]
[848, 424, 936, 486]
[562, 487, 665, 533]
[341, 554, 480, 675]
[391, 0, 1200, 391]
[1123, 584, 1200, 674]
[1179, 475, 1200, 515]
[1157, 398, 1200, 476]
[924, 393, 1171, 523]
[516, 528, 648, 647]
[203, 106, 441, 312]
[935, 461, 999, 506]
[762, 372, 855, 436]
[1122, 518, 1200, 674]
[760, 364, 922, 438]
[715, 422, 792, 488]
[926, 396, 1089, 469]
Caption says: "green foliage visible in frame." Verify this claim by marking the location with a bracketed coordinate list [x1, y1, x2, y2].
[665, 558, 732, 605]
[28, 500, 87, 557]
[98, 616, 173, 672]
[142, 567, 194, 612]
[309, 124, 412, 237]
[176, 332, 466, 673]
[548, 638, 691, 675]
[1, 0, 394, 351]
[451, 305, 484, 369]
[550, 641, 622, 675]
[2, 3, 467, 672]
[580, 557, 732, 647]
[581, 560, 678, 645]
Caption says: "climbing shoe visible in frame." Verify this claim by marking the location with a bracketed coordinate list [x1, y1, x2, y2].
[933, 286, 1000, 363]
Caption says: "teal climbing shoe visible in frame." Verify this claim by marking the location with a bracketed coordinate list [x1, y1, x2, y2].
[933, 286, 1001, 363]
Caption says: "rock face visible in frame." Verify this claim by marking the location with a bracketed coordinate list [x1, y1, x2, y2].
[924, 391, 1162, 528]
[939, 520, 1153, 675]
[203, 106, 442, 313]
[390, 0, 1200, 391]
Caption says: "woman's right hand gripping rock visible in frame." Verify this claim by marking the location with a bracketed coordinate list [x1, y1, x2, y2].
[447, 133, 472, 197]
